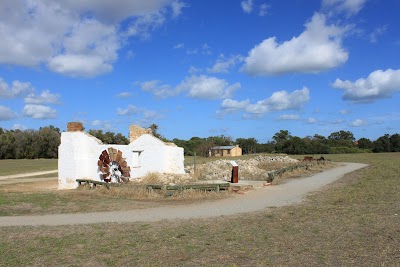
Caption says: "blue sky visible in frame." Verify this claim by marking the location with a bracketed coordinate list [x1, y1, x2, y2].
[0, 0, 399, 143]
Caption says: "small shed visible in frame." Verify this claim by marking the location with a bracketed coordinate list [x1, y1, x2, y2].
[209, 145, 242, 157]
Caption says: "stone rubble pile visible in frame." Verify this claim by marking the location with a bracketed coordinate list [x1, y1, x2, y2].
[185, 155, 299, 181]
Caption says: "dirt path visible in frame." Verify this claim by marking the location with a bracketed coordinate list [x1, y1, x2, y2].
[0, 163, 367, 227]
[0, 170, 58, 180]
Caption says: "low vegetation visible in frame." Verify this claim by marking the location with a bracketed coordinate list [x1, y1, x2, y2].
[0, 153, 399, 266]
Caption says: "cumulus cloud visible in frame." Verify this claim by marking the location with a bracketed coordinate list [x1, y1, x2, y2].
[322, 0, 366, 16]
[24, 90, 61, 105]
[0, 106, 17, 120]
[0, 0, 183, 77]
[332, 69, 400, 103]
[349, 118, 367, 127]
[219, 87, 310, 116]
[23, 104, 57, 119]
[208, 54, 243, 74]
[140, 80, 178, 98]
[0, 78, 34, 99]
[242, 13, 348, 75]
[177, 75, 240, 100]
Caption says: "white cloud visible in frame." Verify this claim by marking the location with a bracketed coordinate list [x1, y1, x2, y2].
[173, 43, 185, 49]
[339, 109, 351, 114]
[117, 104, 140, 116]
[125, 10, 166, 39]
[91, 120, 114, 131]
[208, 54, 243, 74]
[264, 87, 310, 111]
[12, 124, 26, 130]
[0, 106, 17, 120]
[0, 78, 34, 99]
[171, 0, 187, 18]
[241, 0, 253, 13]
[140, 80, 178, 98]
[23, 104, 57, 119]
[116, 104, 162, 125]
[115, 92, 132, 98]
[306, 117, 318, 124]
[349, 118, 367, 127]
[259, 4, 269, 16]
[177, 75, 240, 100]
[322, 0, 366, 16]
[369, 25, 388, 43]
[219, 87, 310, 116]
[24, 90, 61, 105]
[242, 13, 348, 75]
[332, 69, 400, 103]
[278, 114, 300, 120]
[0, 0, 182, 77]
[220, 99, 251, 114]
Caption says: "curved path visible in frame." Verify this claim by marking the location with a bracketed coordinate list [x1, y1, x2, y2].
[0, 163, 367, 227]
[0, 170, 58, 180]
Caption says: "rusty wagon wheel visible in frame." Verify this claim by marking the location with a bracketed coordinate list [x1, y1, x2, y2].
[98, 147, 130, 183]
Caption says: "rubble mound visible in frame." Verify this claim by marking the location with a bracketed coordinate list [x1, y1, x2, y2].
[186, 155, 299, 181]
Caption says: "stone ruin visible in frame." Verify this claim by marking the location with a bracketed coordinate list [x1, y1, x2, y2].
[58, 122, 185, 189]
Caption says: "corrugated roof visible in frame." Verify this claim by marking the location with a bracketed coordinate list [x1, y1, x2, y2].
[210, 146, 235, 150]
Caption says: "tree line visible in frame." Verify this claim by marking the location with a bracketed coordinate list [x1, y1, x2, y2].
[0, 125, 399, 159]
[0, 126, 129, 159]
[173, 130, 400, 156]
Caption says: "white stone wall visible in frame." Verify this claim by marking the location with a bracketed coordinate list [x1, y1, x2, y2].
[58, 132, 185, 189]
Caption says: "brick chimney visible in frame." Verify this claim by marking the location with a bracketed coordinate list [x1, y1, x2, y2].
[67, 122, 83, 132]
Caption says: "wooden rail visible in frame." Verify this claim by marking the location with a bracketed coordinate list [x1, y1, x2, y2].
[76, 179, 230, 192]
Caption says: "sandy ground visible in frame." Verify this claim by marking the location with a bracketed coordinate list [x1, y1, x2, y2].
[0, 162, 367, 227]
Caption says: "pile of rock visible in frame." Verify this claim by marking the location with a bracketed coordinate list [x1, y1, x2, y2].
[185, 155, 299, 181]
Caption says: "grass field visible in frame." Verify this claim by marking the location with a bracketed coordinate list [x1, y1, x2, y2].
[0, 153, 399, 266]
[0, 159, 58, 176]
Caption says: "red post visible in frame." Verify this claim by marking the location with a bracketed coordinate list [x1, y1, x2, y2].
[230, 161, 239, 183]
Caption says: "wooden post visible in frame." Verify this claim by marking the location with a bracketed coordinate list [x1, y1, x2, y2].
[230, 161, 239, 183]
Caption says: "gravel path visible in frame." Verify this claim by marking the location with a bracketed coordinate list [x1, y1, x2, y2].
[0, 170, 58, 180]
[0, 162, 367, 227]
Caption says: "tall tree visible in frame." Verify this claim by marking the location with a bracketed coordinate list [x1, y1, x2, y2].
[236, 137, 258, 154]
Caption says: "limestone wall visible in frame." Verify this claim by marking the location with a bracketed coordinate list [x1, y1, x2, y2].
[58, 125, 185, 189]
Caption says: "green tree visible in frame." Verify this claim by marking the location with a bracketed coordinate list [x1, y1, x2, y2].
[37, 126, 61, 158]
[373, 134, 391, 152]
[390, 133, 400, 152]
[357, 137, 374, 150]
[236, 137, 258, 154]
[328, 130, 355, 147]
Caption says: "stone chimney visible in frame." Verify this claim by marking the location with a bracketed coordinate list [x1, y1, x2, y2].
[129, 125, 152, 142]
[67, 122, 83, 132]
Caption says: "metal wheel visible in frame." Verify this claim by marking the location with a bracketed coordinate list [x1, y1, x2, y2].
[98, 148, 130, 183]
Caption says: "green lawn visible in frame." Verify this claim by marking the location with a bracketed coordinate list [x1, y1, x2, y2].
[0, 159, 58, 176]
[0, 153, 399, 266]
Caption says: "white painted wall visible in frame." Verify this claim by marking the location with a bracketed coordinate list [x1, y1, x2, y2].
[58, 132, 185, 189]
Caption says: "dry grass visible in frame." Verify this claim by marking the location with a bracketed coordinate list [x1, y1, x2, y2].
[2, 153, 399, 266]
